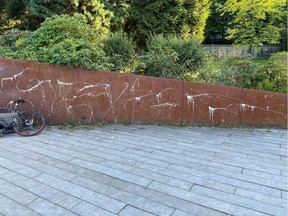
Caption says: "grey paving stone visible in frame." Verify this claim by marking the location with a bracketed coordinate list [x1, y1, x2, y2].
[157, 147, 284, 175]
[235, 187, 287, 208]
[119, 205, 156, 216]
[48, 141, 136, 166]
[148, 181, 269, 216]
[1, 171, 81, 210]
[109, 178, 227, 216]
[135, 162, 237, 194]
[27, 198, 78, 216]
[172, 210, 195, 216]
[0, 157, 42, 178]
[126, 147, 207, 171]
[33, 141, 106, 164]
[0, 194, 40, 216]
[8, 140, 74, 162]
[0, 125, 286, 216]
[165, 163, 283, 197]
[0, 178, 37, 205]
[35, 173, 126, 214]
[0, 148, 17, 159]
[69, 158, 152, 187]
[7, 154, 77, 181]
[247, 154, 286, 165]
[71, 201, 117, 216]
[101, 160, 193, 190]
[282, 191, 288, 200]
[71, 176, 175, 216]
[38, 156, 114, 184]
[0, 143, 44, 160]
[242, 168, 287, 182]
[0, 166, 9, 175]
[191, 185, 287, 215]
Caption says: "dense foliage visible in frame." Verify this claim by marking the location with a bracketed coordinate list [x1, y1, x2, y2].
[137, 35, 205, 79]
[126, 0, 210, 46]
[0, 15, 111, 70]
[260, 52, 288, 93]
[0, 0, 286, 93]
[187, 53, 288, 93]
[102, 31, 137, 72]
[220, 0, 286, 47]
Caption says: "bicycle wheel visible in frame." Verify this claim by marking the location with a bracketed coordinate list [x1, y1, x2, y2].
[13, 110, 45, 136]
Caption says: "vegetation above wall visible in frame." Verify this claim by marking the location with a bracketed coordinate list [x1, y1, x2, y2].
[0, 0, 287, 93]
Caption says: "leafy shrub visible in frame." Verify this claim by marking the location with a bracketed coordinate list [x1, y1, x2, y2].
[182, 53, 219, 82]
[258, 52, 288, 93]
[212, 55, 264, 88]
[139, 49, 180, 79]
[5, 14, 112, 70]
[102, 31, 137, 72]
[139, 35, 205, 79]
[188, 53, 287, 93]
[42, 39, 111, 70]
[0, 28, 31, 48]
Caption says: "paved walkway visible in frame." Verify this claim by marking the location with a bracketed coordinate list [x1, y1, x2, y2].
[0, 125, 287, 216]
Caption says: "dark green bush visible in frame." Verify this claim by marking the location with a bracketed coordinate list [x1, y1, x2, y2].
[3, 14, 112, 70]
[188, 53, 287, 93]
[258, 52, 288, 93]
[42, 38, 111, 70]
[213, 55, 263, 88]
[0, 28, 31, 48]
[139, 35, 205, 79]
[102, 31, 137, 72]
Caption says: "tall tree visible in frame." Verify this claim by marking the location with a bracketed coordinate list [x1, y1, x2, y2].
[0, 0, 114, 34]
[72, 0, 113, 37]
[102, 0, 131, 31]
[0, 0, 7, 33]
[204, 0, 233, 44]
[126, 0, 210, 46]
[5, 0, 25, 19]
[23, 0, 70, 18]
[220, 0, 286, 47]
[0, 0, 27, 32]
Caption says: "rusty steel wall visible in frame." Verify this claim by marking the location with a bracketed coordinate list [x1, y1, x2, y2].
[0, 58, 287, 128]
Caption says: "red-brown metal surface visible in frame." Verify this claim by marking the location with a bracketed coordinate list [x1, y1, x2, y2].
[0, 58, 287, 128]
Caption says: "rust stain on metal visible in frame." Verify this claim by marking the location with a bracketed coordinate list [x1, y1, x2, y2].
[0, 58, 287, 128]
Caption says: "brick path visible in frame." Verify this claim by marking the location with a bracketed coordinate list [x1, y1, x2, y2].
[0, 125, 287, 216]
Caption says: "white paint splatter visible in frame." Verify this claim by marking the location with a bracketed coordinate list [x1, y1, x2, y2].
[152, 103, 179, 108]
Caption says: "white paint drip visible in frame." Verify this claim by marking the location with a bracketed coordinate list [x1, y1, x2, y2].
[156, 93, 161, 104]
[67, 106, 73, 114]
[209, 106, 230, 122]
[152, 103, 179, 108]
[0, 68, 33, 88]
[240, 103, 256, 112]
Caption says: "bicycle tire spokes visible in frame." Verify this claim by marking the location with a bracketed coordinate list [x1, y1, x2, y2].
[14, 111, 45, 136]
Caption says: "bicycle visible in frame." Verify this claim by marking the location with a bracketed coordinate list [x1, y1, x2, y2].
[0, 99, 45, 136]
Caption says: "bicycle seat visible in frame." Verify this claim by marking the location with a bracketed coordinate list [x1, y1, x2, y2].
[13, 99, 25, 104]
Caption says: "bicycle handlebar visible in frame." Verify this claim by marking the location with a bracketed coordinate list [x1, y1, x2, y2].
[13, 99, 25, 104]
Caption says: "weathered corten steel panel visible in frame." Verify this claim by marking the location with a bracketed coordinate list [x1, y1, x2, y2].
[183, 82, 244, 126]
[73, 68, 131, 124]
[182, 81, 287, 127]
[0, 58, 287, 128]
[127, 74, 182, 124]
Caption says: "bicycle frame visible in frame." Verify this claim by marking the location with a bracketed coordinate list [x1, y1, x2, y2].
[0, 107, 19, 129]
[0, 99, 46, 136]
